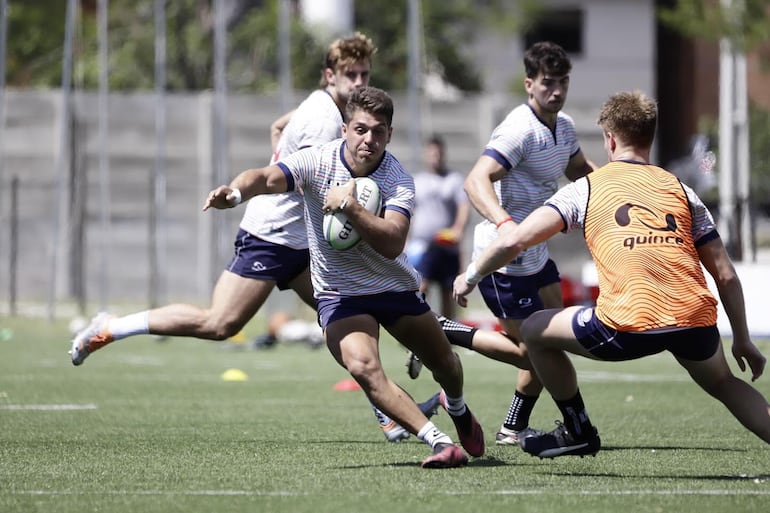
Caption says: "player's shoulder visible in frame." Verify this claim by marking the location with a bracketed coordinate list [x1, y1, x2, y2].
[371, 152, 414, 190]
[300, 88, 334, 106]
[282, 138, 341, 167]
[312, 139, 345, 161]
[379, 151, 409, 174]
[556, 109, 577, 127]
[500, 103, 533, 124]
[496, 104, 540, 135]
[294, 90, 338, 119]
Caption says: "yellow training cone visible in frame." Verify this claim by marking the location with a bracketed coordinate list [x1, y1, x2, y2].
[229, 330, 247, 343]
[221, 368, 248, 382]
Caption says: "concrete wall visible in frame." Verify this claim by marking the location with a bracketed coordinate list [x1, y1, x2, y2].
[474, 0, 655, 105]
[0, 89, 599, 314]
[2, 88, 767, 335]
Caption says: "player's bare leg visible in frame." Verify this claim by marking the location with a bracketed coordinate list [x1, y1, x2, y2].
[678, 346, 770, 443]
[146, 270, 275, 340]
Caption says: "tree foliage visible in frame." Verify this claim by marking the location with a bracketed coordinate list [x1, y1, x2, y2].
[659, 0, 770, 216]
[5, 1, 70, 86]
[658, 0, 770, 52]
[353, 0, 482, 92]
[4, 0, 520, 93]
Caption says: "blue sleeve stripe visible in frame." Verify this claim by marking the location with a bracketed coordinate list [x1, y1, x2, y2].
[386, 204, 411, 220]
[276, 163, 295, 191]
[694, 229, 720, 247]
[482, 148, 512, 170]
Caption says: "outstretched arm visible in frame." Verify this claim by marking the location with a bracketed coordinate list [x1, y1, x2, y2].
[698, 238, 766, 381]
[202, 164, 288, 211]
[453, 205, 564, 306]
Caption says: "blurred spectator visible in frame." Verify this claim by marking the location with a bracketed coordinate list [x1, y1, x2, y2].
[407, 135, 470, 319]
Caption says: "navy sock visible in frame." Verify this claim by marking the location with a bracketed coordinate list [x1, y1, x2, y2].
[554, 389, 594, 438]
[438, 315, 477, 349]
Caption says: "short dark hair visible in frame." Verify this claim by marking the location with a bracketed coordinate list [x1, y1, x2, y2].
[523, 41, 572, 78]
[346, 86, 393, 127]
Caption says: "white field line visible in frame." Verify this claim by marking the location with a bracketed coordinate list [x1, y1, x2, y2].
[9, 488, 770, 497]
[0, 403, 97, 410]
[577, 370, 690, 382]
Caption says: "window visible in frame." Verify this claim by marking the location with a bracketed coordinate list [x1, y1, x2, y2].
[523, 8, 584, 55]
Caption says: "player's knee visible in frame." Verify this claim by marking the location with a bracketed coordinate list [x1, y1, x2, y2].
[207, 316, 246, 340]
[519, 315, 542, 345]
[345, 358, 381, 384]
[696, 371, 734, 399]
[424, 349, 461, 377]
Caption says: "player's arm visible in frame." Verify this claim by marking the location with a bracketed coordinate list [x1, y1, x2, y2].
[449, 200, 471, 239]
[453, 206, 563, 306]
[564, 149, 597, 181]
[357, 208, 410, 259]
[698, 237, 766, 381]
[464, 154, 513, 227]
[270, 109, 295, 152]
[202, 165, 288, 211]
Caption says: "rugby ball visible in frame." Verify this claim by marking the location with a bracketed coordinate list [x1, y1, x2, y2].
[323, 177, 382, 250]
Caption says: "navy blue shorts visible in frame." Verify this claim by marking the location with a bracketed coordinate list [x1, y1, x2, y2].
[571, 307, 720, 362]
[477, 259, 561, 320]
[226, 229, 310, 290]
[415, 243, 461, 289]
[316, 291, 430, 329]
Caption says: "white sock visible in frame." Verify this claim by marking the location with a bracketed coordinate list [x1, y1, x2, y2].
[417, 421, 453, 448]
[442, 392, 467, 417]
[108, 311, 150, 340]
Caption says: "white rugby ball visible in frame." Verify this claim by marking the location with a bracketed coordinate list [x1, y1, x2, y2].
[323, 177, 382, 250]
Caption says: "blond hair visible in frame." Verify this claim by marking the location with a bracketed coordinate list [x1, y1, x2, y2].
[319, 32, 377, 87]
[597, 90, 658, 148]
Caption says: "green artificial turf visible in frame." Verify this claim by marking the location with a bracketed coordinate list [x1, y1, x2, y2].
[1, 314, 768, 513]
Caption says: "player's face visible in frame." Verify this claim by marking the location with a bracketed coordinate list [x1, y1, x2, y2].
[525, 71, 569, 117]
[330, 61, 371, 104]
[342, 109, 392, 170]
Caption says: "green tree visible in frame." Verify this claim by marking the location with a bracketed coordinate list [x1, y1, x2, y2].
[5, 0, 521, 93]
[78, 0, 316, 92]
[5, 1, 70, 87]
[5, 0, 322, 92]
[659, 0, 770, 246]
[352, 0, 484, 92]
[659, 0, 770, 52]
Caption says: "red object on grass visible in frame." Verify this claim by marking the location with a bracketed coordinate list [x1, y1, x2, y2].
[332, 378, 362, 391]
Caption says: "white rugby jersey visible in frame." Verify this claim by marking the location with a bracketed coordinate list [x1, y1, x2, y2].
[546, 170, 717, 239]
[239, 90, 343, 249]
[410, 170, 467, 243]
[276, 139, 421, 297]
[472, 103, 580, 276]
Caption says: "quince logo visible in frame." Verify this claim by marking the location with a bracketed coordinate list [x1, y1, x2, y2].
[615, 203, 683, 250]
[615, 203, 677, 232]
